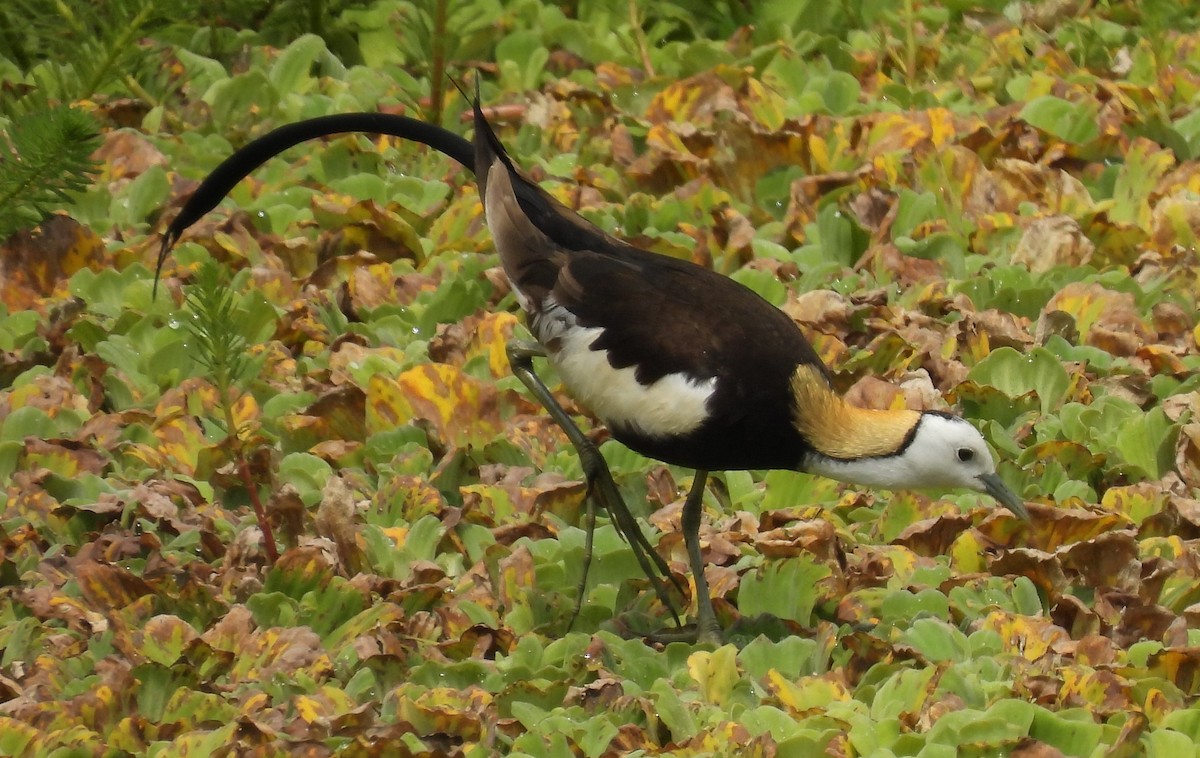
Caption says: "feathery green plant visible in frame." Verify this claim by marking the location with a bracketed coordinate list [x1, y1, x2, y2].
[0, 0, 162, 113]
[0, 106, 99, 239]
[184, 261, 258, 408]
[183, 260, 279, 560]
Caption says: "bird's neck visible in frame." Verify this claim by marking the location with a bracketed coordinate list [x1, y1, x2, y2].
[801, 449, 919, 490]
[790, 365, 922, 462]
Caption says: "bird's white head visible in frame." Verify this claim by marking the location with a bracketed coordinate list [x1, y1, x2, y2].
[901, 413, 1000, 488]
[803, 412, 1029, 519]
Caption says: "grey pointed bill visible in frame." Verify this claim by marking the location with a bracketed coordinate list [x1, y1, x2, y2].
[978, 472, 1029, 520]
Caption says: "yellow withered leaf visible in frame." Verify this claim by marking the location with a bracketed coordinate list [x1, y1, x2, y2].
[768, 671, 851, 715]
[392, 684, 492, 741]
[430, 311, 520, 378]
[150, 379, 221, 475]
[1142, 648, 1200, 694]
[0, 215, 106, 311]
[1058, 667, 1132, 714]
[950, 529, 987, 573]
[294, 695, 323, 724]
[1043, 281, 1150, 346]
[480, 312, 519, 377]
[980, 610, 1069, 661]
[645, 69, 743, 126]
[1100, 483, 1168, 523]
[498, 543, 536, 612]
[1142, 688, 1178, 725]
[740, 76, 786, 131]
[865, 109, 985, 157]
[687, 644, 740, 707]
[311, 196, 425, 264]
[366, 363, 503, 448]
[22, 438, 107, 479]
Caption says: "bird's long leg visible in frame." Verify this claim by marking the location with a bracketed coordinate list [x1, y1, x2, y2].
[505, 340, 684, 628]
[681, 470, 720, 643]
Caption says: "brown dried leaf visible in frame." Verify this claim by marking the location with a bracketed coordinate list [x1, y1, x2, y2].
[893, 514, 974, 558]
[1014, 208, 1095, 274]
[1051, 594, 1102, 638]
[842, 375, 906, 411]
[1057, 531, 1141, 592]
[1176, 422, 1200, 490]
[979, 504, 1124, 552]
[1112, 602, 1186, 648]
[988, 548, 1068, 596]
[75, 560, 154, 613]
[316, 475, 365, 575]
[782, 289, 851, 335]
[93, 129, 167, 179]
[754, 519, 838, 560]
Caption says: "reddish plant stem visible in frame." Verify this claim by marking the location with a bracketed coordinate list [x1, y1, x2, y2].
[239, 457, 279, 562]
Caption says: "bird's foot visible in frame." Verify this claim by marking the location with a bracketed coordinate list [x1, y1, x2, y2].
[646, 619, 723, 646]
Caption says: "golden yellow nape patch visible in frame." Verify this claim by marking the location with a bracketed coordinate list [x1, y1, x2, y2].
[790, 365, 920, 459]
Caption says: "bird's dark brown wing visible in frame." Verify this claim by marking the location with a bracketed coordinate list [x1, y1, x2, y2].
[559, 251, 828, 465]
[471, 94, 830, 471]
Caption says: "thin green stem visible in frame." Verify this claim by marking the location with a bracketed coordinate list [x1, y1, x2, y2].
[429, 0, 448, 125]
[903, 0, 917, 86]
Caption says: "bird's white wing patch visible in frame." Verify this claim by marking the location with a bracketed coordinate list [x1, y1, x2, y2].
[551, 324, 716, 438]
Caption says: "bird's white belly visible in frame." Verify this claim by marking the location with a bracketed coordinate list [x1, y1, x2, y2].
[549, 325, 717, 439]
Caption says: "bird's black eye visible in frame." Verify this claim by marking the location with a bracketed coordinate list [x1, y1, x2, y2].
[957, 448, 975, 463]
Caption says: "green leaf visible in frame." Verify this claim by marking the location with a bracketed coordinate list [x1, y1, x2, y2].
[967, 347, 1070, 415]
[1113, 406, 1177, 479]
[1019, 95, 1100, 145]
[269, 34, 326, 95]
[117, 164, 169, 226]
[204, 69, 278, 131]
[739, 557, 831, 625]
[175, 48, 228, 95]
[1, 406, 57, 440]
[1146, 729, 1200, 758]
[869, 665, 938, 721]
[739, 635, 822, 681]
[278, 452, 334, 506]
[1028, 708, 1103, 755]
[900, 618, 970, 662]
[651, 677, 698, 741]
[1012, 577, 1044, 616]
[821, 71, 861, 115]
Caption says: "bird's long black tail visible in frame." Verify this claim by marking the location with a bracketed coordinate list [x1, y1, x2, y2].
[155, 102, 622, 297]
[155, 112, 473, 295]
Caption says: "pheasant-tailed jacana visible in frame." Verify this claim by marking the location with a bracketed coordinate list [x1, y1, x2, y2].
[157, 93, 1030, 642]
